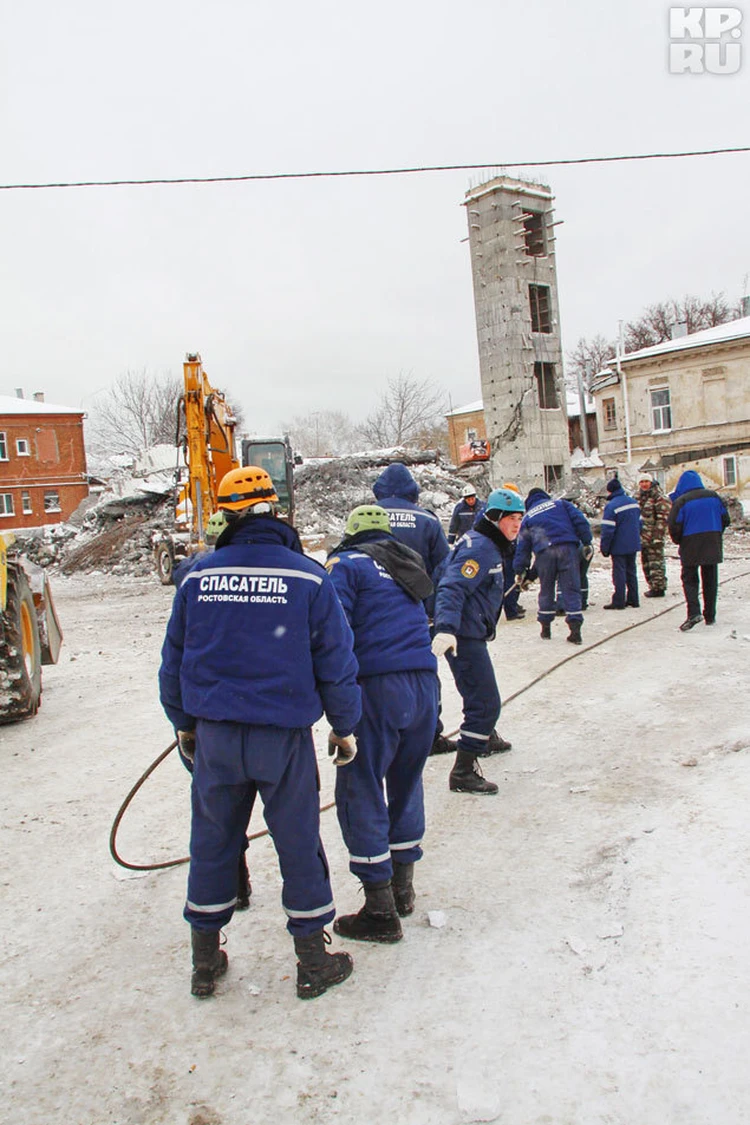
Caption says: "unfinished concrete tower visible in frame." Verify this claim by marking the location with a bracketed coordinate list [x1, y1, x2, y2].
[464, 174, 570, 492]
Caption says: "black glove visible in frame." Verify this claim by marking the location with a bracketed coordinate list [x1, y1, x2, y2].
[328, 733, 357, 766]
[177, 730, 196, 763]
[582, 544, 594, 562]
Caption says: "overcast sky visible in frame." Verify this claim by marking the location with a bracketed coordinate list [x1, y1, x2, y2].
[1, 0, 748, 437]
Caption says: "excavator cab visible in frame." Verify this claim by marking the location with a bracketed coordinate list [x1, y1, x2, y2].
[241, 437, 295, 522]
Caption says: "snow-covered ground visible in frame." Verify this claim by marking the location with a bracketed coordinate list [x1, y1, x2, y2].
[2, 541, 750, 1125]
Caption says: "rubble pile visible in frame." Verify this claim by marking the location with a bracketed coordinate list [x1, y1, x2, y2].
[294, 450, 489, 548]
[53, 493, 173, 576]
[17, 447, 746, 579]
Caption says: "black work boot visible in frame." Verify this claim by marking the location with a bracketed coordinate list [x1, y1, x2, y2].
[236, 851, 252, 911]
[430, 733, 457, 755]
[191, 928, 228, 999]
[567, 620, 582, 645]
[449, 750, 498, 795]
[294, 929, 354, 999]
[476, 728, 512, 757]
[540, 622, 552, 640]
[334, 880, 403, 943]
[392, 862, 416, 917]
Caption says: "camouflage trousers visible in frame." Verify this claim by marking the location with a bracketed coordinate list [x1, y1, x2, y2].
[641, 542, 667, 592]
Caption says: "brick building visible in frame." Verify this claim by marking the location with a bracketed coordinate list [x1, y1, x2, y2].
[445, 399, 487, 465]
[0, 394, 88, 529]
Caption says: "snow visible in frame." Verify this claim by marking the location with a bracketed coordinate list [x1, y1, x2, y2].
[0, 395, 84, 416]
[616, 315, 750, 366]
[2, 539, 750, 1123]
[570, 445, 604, 469]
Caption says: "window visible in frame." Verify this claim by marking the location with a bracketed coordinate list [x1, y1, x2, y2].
[650, 387, 672, 432]
[43, 491, 61, 512]
[534, 362, 559, 409]
[0, 494, 14, 516]
[543, 464, 564, 491]
[0, 433, 7, 461]
[21, 491, 32, 514]
[466, 428, 478, 442]
[723, 456, 737, 487]
[528, 284, 552, 333]
[603, 398, 617, 430]
[16, 439, 30, 456]
[522, 210, 546, 256]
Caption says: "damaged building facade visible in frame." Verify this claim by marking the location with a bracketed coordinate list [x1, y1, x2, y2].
[589, 314, 750, 500]
[464, 174, 570, 492]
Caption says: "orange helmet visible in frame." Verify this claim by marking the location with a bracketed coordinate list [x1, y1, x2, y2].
[217, 466, 278, 512]
[503, 481, 521, 494]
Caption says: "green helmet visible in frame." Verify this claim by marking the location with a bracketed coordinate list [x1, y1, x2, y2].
[345, 504, 391, 537]
[205, 510, 229, 542]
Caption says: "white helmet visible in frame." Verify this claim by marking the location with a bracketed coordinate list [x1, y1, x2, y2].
[462, 484, 477, 498]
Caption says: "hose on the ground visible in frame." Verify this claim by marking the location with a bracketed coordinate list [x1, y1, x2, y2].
[109, 565, 750, 872]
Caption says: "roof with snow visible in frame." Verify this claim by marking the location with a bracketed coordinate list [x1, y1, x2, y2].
[0, 395, 84, 416]
[446, 399, 484, 417]
[618, 315, 750, 365]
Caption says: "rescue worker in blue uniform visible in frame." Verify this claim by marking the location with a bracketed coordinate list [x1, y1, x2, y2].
[372, 462, 449, 580]
[668, 469, 730, 630]
[325, 505, 439, 941]
[448, 484, 486, 544]
[600, 477, 642, 609]
[513, 487, 593, 645]
[159, 466, 361, 1001]
[431, 488, 524, 795]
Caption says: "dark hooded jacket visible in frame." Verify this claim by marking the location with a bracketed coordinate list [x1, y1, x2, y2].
[433, 516, 516, 641]
[325, 529, 436, 678]
[668, 470, 730, 566]
[372, 462, 449, 579]
[513, 488, 592, 572]
[600, 479, 642, 556]
[159, 516, 361, 736]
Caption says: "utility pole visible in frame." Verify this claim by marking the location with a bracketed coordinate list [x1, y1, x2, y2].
[617, 320, 632, 463]
[577, 363, 591, 457]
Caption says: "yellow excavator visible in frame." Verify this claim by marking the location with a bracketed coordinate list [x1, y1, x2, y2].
[0, 533, 62, 721]
[152, 353, 295, 584]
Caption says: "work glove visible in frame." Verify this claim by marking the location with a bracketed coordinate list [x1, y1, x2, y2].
[177, 730, 196, 764]
[582, 544, 594, 562]
[328, 733, 357, 766]
[431, 632, 457, 659]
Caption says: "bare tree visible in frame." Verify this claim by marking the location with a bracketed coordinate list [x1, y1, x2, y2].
[566, 334, 617, 391]
[282, 410, 359, 457]
[87, 369, 245, 462]
[624, 292, 738, 352]
[87, 370, 183, 460]
[358, 374, 447, 449]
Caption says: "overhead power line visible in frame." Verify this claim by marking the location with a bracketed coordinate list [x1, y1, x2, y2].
[0, 145, 749, 192]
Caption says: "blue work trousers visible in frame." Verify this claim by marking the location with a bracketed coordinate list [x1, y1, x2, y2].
[336, 670, 438, 884]
[185, 721, 334, 937]
[536, 543, 583, 623]
[446, 637, 501, 754]
[611, 553, 639, 608]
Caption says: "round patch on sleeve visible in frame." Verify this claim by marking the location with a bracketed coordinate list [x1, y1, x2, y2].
[460, 558, 480, 579]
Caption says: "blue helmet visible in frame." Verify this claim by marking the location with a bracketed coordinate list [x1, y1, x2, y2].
[485, 488, 525, 517]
